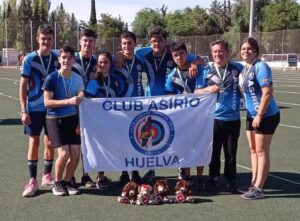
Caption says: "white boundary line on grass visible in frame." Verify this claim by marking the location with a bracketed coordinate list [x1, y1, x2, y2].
[276, 85, 300, 88]
[273, 80, 300, 83]
[278, 124, 300, 129]
[0, 92, 19, 101]
[274, 90, 300, 95]
[233, 162, 300, 186]
[0, 77, 19, 82]
[277, 101, 300, 107]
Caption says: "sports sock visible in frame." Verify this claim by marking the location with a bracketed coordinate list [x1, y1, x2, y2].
[28, 160, 38, 179]
[44, 159, 53, 174]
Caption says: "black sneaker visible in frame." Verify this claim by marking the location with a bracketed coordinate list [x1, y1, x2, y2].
[184, 175, 193, 186]
[226, 180, 237, 193]
[96, 176, 113, 190]
[196, 176, 206, 191]
[52, 181, 68, 196]
[119, 172, 130, 187]
[131, 171, 142, 184]
[207, 177, 220, 191]
[81, 174, 96, 188]
[70, 176, 77, 188]
[142, 170, 156, 183]
[64, 181, 80, 195]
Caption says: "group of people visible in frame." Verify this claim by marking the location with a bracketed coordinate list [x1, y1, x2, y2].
[19, 24, 280, 200]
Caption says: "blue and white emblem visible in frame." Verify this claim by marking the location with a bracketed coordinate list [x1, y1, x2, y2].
[129, 111, 175, 156]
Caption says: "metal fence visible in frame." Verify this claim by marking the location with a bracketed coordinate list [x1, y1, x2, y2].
[96, 30, 300, 62]
[92, 29, 300, 60]
[1, 26, 300, 66]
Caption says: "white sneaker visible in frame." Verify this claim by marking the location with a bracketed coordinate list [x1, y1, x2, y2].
[65, 182, 80, 195]
[52, 181, 68, 196]
[22, 178, 39, 197]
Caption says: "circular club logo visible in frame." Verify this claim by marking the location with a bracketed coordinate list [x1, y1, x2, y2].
[129, 111, 175, 156]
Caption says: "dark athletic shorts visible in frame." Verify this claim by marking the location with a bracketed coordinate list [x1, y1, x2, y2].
[24, 111, 48, 136]
[46, 115, 80, 148]
[246, 112, 280, 135]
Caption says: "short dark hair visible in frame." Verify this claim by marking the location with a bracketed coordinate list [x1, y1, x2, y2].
[149, 26, 168, 40]
[121, 31, 137, 43]
[169, 41, 187, 54]
[37, 24, 54, 36]
[241, 37, 260, 55]
[80, 28, 97, 39]
[60, 45, 75, 57]
[210, 39, 229, 51]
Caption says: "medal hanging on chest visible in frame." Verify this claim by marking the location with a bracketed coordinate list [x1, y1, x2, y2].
[125, 57, 135, 83]
[38, 51, 52, 79]
[176, 68, 189, 93]
[60, 71, 73, 98]
[102, 76, 111, 98]
[79, 54, 92, 78]
[239, 60, 257, 93]
[214, 62, 228, 93]
[153, 50, 166, 72]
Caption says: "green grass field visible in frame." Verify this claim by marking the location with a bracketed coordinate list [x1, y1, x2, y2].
[0, 67, 299, 221]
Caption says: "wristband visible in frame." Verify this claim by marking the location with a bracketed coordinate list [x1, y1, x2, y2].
[21, 108, 28, 114]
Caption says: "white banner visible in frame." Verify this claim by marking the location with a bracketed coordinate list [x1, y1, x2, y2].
[79, 93, 217, 172]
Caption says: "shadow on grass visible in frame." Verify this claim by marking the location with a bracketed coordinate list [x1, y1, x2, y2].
[0, 118, 22, 126]
[236, 172, 300, 199]
[34, 189, 52, 197]
[78, 176, 213, 203]
[278, 106, 291, 110]
[74, 172, 300, 200]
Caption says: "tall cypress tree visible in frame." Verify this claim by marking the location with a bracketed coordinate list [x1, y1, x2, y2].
[32, 0, 39, 21]
[89, 0, 97, 27]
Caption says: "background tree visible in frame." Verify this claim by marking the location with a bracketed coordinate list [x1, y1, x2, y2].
[2, 0, 300, 55]
[16, 0, 32, 51]
[254, 0, 272, 31]
[89, 0, 97, 29]
[262, 0, 300, 31]
[0, 5, 5, 49]
[39, 0, 49, 22]
[97, 13, 125, 38]
[62, 13, 78, 48]
[208, 0, 232, 34]
[166, 8, 196, 36]
[49, 3, 79, 49]
[160, 4, 168, 17]
[132, 8, 166, 38]
[32, 0, 39, 21]
[2, 0, 18, 49]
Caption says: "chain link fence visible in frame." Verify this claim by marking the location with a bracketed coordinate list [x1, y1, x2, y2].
[96, 30, 300, 62]
[1, 21, 300, 66]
